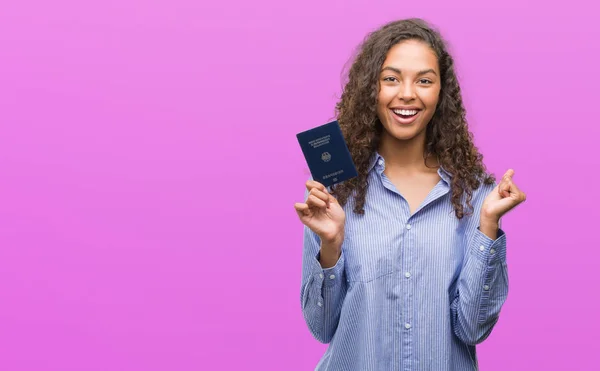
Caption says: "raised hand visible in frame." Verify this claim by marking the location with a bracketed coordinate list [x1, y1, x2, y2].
[481, 169, 527, 223]
[294, 180, 346, 249]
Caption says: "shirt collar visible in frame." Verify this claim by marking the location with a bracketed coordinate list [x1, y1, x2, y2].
[367, 152, 383, 173]
[367, 151, 453, 184]
[437, 166, 452, 185]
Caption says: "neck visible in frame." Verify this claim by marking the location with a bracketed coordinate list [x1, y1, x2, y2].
[378, 130, 438, 172]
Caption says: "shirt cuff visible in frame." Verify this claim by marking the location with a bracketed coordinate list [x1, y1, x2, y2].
[313, 250, 345, 288]
[470, 227, 507, 265]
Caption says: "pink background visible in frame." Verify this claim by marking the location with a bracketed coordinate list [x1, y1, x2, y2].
[1, 0, 599, 370]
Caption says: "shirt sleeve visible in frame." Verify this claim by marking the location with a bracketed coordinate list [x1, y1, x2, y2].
[450, 187, 510, 345]
[299, 221, 347, 344]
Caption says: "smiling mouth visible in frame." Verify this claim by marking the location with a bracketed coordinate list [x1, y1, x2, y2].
[392, 108, 420, 119]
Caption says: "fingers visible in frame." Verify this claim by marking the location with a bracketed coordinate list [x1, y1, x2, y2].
[306, 180, 327, 194]
[497, 169, 514, 197]
[306, 180, 335, 206]
[498, 169, 526, 202]
[503, 169, 515, 179]
[498, 177, 511, 198]
[294, 202, 310, 218]
[294, 203, 309, 212]
[308, 186, 329, 200]
[307, 194, 327, 209]
[294, 193, 328, 219]
[295, 180, 334, 220]
[509, 181, 527, 202]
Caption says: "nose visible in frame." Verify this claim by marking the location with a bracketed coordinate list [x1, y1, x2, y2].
[398, 81, 416, 101]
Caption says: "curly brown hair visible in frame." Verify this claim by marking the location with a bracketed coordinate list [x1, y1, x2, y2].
[330, 18, 495, 219]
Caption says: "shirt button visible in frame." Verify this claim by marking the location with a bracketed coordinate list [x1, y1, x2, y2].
[317, 302, 323, 307]
[406, 224, 411, 230]
[405, 272, 411, 278]
[483, 285, 490, 291]
[378, 159, 384, 165]
[479, 245, 485, 252]
[405, 323, 411, 329]
[319, 273, 323, 279]
[329, 274, 335, 279]
[490, 249, 495, 254]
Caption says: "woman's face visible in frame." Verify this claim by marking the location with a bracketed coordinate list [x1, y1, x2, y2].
[376, 40, 441, 143]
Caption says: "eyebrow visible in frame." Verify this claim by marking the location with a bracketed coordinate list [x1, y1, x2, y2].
[381, 66, 437, 76]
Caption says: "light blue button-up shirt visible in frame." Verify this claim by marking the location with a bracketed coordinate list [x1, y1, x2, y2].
[300, 152, 508, 370]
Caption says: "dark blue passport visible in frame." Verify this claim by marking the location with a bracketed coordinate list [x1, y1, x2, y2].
[296, 120, 358, 187]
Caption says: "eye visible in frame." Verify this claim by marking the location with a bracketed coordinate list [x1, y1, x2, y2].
[418, 78, 433, 84]
[383, 76, 398, 82]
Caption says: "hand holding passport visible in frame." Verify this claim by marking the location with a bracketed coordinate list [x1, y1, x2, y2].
[294, 120, 356, 260]
[296, 120, 358, 188]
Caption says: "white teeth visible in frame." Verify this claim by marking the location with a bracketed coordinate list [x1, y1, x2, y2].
[393, 109, 418, 116]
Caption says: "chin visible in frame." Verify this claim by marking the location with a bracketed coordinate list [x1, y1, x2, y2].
[383, 124, 424, 142]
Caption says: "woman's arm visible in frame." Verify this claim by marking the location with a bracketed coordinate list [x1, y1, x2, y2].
[450, 220, 509, 345]
[450, 169, 525, 345]
[300, 225, 348, 343]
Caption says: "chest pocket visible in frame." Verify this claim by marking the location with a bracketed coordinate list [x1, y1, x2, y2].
[342, 227, 400, 283]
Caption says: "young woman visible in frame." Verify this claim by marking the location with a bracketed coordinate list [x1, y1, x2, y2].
[294, 18, 526, 370]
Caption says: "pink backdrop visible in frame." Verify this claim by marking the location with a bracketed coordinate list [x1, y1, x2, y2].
[1, 0, 599, 370]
